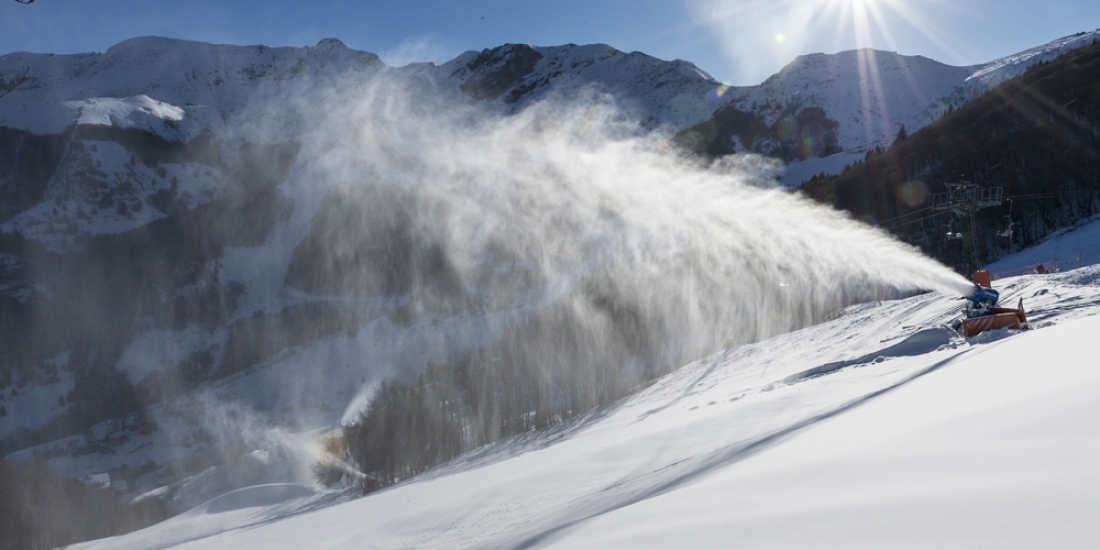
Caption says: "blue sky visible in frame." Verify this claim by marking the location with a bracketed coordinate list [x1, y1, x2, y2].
[2, 0, 1098, 85]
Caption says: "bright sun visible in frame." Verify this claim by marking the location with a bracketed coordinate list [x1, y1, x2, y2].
[818, 0, 887, 50]
[688, 0, 957, 85]
[811, 0, 954, 55]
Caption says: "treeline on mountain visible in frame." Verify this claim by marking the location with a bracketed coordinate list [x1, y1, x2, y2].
[678, 101, 842, 162]
[345, 276, 677, 486]
[0, 127, 71, 223]
[802, 38, 1100, 272]
[0, 457, 169, 550]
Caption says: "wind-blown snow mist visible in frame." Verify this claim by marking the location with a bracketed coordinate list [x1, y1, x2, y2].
[238, 81, 976, 476]
[275, 83, 975, 481]
[298, 83, 970, 362]
[168, 76, 976, 491]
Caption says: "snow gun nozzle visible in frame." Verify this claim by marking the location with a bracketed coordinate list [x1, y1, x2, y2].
[966, 284, 1000, 309]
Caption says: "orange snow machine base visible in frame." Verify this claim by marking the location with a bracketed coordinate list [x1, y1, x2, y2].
[961, 299, 1028, 338]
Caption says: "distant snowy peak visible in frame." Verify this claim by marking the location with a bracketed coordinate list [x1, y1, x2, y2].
[774, 49, 972, 78]
[438, 42, 724, 127]
[3, 30, 1100, 152]
[64, 35, 381, 95]
[968, 28, 1100, 87]
[725, 48, 977, 152]
[752, 28, 1100, 97]
[0, 36, 386, 137]
[1, 37, 729, 134]
[419, 29, 1100, 138]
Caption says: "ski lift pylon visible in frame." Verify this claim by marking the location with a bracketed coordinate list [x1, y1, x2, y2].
[997, 198, 1014, 238]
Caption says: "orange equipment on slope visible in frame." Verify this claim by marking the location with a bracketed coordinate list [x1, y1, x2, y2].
[959, 270, 1028, 337]
[973, 269, 992, 288]
[961, 297, 1028, 337]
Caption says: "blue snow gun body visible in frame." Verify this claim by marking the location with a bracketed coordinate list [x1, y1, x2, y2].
[966, 285, 1000, 309]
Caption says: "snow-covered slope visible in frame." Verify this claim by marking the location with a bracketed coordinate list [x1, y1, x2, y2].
[984, 213, 1100, 277]
[740, 51, 975, 147]
[69, 263, 1100, 549]
[713, 30, 1100, 185]
[709, 50, 978, 186]
[968, 29, 1100, 88]
[4, 29, 1100, 524]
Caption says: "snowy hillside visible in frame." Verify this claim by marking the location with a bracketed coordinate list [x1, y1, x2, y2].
[968, 29, 1100, 88]
[726, 50, 978, 186]
[0, 37, 384, 140]
[70, 261, 1100, 549]
[0, 36, 724, 146]
[3, 29, 1100, 541]
[698, 29, 1100, 185]
[985, 214, 1100, 277]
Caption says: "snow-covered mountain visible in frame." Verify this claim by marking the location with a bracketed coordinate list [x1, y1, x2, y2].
[686, 29, 1100, 185]
[2, 29, 1099, 535]
[1, 31, 1095, 261]
[3, 29, 1099, 177]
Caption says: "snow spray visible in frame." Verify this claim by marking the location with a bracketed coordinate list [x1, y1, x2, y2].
[302, 82, 973, 370]
[180, 77, 977, 490]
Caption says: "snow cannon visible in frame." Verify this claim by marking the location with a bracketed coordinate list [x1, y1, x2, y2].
[958, 275, 1028, 338]
[966, 285, 1000, 309]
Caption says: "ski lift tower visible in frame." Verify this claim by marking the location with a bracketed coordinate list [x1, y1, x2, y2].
[931, 181, 1003, 275]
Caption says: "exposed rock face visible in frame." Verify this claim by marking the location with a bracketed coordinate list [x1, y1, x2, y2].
[459, 44, 545, 102]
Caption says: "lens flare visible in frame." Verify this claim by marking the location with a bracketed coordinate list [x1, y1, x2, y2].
[897, 180, 930, 207]
[800, 135, 817, 158]
[686, 0, 963, 85]
[707, 83, 731, 104]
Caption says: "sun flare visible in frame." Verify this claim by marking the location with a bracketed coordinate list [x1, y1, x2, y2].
[811, 0, 960, 56]
[688, 0, 958, 85]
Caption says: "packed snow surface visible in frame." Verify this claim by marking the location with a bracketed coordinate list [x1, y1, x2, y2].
[72, 256, 1100, 548]
[985, 214, 1100, 277]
